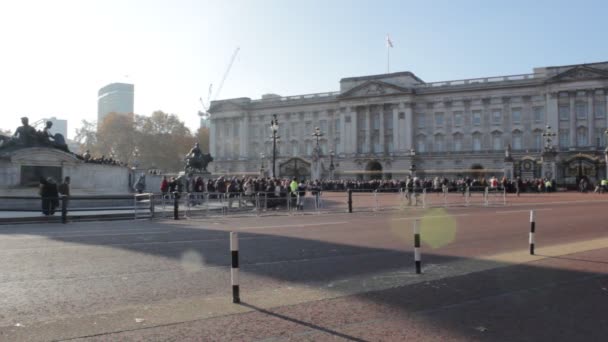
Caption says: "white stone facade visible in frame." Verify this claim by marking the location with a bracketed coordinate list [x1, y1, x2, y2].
[209, 62, 608, 185]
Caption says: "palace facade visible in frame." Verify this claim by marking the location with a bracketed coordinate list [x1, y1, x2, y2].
[208, 61, 608, 185]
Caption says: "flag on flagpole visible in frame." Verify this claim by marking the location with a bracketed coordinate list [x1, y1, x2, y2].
[386, 34, 393, 48]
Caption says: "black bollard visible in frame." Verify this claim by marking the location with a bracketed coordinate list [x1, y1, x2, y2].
[61, 196, 68, 224]
[347, 189, 353, 213]
[173, 192, 179, 220]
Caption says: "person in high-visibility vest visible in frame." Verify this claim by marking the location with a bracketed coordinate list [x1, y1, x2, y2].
[601, 179, 607, 194]
[289, 178, 298, 208]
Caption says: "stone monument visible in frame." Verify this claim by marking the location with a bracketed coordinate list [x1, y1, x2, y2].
[0, 117, 129, 194]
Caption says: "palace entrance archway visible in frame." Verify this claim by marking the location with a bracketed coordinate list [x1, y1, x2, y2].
[279, 158, 311, 180]
[365, 161, 383, 180]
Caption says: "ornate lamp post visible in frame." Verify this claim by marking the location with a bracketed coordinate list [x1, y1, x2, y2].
[269, 114, 280, 178]
[409, 148, 416, 178]
[542, 125, 556, 151]
[312, 127, 324, 147]
[329, 150, 335, 179]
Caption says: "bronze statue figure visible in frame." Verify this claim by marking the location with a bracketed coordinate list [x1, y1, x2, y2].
[185, 143, 213, 173]
[0, 117, 70, 152]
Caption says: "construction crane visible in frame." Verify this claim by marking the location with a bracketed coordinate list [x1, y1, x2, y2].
[199, 47, 240, 119]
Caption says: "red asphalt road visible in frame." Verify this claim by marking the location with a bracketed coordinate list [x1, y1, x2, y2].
[4, 193, 608, 341]
[73, 194, 608, 341]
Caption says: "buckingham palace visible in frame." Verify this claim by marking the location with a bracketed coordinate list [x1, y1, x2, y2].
[208, 61, 608, 186]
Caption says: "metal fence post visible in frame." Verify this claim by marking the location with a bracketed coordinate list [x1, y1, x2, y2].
[149, 193, 155, 218]
[61, 195, 68, 224]
[173, 192, 179, 220]
[347, 189, 353, 213]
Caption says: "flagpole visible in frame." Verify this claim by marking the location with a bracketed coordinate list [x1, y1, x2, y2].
[387, 43, 390, 73]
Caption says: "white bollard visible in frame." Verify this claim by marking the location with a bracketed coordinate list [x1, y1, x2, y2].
[414, 219, 422, 274]
[230, 232, 240, 303]
[529, 210, 535, 255]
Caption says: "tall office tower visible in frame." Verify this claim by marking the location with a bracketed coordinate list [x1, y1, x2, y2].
[97, 83, 134, 126]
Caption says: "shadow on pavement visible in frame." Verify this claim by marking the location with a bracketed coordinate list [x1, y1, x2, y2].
[1, 218, 608, 341]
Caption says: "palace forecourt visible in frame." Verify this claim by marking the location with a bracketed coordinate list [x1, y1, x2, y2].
[209, 61, 608, 186]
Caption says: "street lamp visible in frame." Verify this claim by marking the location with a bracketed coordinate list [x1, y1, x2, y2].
[312, 127, 324, 146]
[269, 114, 280, 178]
[409, 148, 416, 178]
[329, 150, 335, 179]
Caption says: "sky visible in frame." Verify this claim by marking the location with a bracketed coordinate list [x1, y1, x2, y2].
[1, 0, 608, 139]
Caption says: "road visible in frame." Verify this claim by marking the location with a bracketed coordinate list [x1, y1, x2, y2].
[1, 193, 608, 341]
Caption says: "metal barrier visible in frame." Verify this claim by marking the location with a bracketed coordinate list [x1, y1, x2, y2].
[0, 193, 155, 223]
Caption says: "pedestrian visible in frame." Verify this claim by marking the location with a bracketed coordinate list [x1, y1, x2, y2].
[40, 177, 59, 216]
[160, 176, 169, 194]
[58, 176, 70, 197]
[297, 179, 307, 210]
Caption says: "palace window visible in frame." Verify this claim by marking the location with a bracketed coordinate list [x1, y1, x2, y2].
[304, 122, 312, 136]
[417, 113, 425, 128]
[512, 130, 523, 150]
[320, 120, 328, 135]
[472, 133, 482, 151]
[453, 133, 463, 152]
[511, 108, 522, 125]
[492, 110, 502, 125]
[576, 102, 587, 120]
[453, 111, 463, 127]
[595, 100, 606, 118]
[416, 136, 426, 153]
[334, 118, 340, 133]
[291, 122, 298, 137]
[306, 141, 312, 155]
[559, 130, 569, 148]
[595, 128, 605, 147]
[435, 113, 444, 127]
[533, 130, 542, 150]
[559, 105, 570, 121]
[492, 132, 502, 151]
[291, 141, 299, 156]
[577, 127, 588, 146]
[434, 134, 444, 152]
[472, 111, 481, 126]
[533, 107, 544, 123]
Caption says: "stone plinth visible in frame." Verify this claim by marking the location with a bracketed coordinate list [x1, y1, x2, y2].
[0, 147, 130, 194]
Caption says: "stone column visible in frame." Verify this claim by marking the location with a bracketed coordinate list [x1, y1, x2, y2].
[210, 118, 217, 157]
[240, 114, 249, 158]
[365, 106, 371, 153]
[339, 109, 346, 154]
[351, 107, 358, 154]
[405, 102, 414, 150]
[392, 104, 399, 153]
[588, 90, 595, 147]
[379, 106, 385, 154]
[546, 92, 559, 147]
[570, 93, 576, 147]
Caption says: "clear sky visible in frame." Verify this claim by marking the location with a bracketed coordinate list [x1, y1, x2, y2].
[1, 0, 607, 138]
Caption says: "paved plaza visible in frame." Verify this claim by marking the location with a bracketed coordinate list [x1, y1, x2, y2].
[1, 193, 608, 341]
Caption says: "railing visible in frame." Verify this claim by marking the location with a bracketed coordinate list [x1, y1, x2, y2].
[419, 73, 543, 88]
[0, 194, 155, 223]
[250, 91, 340, 104]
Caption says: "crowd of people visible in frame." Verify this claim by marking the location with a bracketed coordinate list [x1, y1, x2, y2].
[77, 150, 127, 166]
[156, 174, 562, 202]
